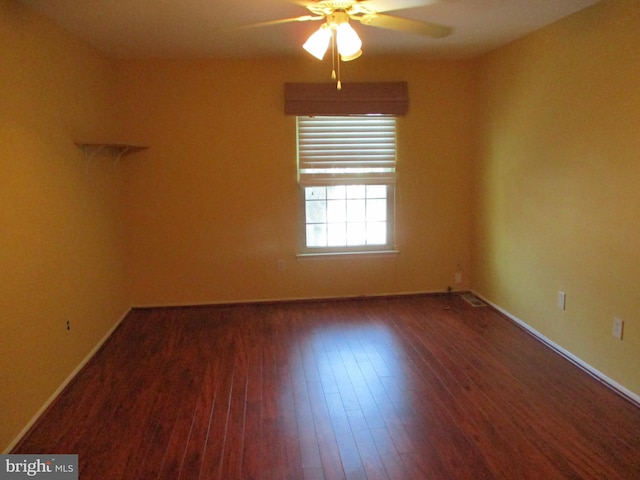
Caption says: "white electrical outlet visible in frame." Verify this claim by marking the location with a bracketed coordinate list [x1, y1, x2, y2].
[612, 317, 624, 340]
[557, 291, 566, 310]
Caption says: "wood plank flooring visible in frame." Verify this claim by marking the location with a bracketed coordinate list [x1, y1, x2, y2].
[13, 294, 640, 479]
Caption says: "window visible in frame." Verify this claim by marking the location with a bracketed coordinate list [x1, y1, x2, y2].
[297, 115, 397, 254]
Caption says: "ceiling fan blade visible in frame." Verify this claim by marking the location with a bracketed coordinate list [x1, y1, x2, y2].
[358, 0, 442, 14]
[236, 15, 322, 30]
[359, 13, 452, 38]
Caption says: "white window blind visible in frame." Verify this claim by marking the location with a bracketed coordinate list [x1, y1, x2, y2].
[297, 115, 396, 186]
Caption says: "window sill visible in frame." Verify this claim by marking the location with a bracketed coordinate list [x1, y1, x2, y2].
[296, 250, 399, 260]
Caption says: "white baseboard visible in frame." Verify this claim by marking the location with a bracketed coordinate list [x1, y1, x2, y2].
[472, 291, 640, 407]
[130, 289, 450, 310]
[8, 291, 637, 453]
[4, 308, 131, 453]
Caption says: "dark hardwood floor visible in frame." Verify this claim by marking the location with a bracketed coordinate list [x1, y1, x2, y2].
[13, 294, 640, 479]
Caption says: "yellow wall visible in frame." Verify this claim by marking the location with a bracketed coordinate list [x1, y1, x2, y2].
[473, 0, 640, 395]
[0, 1, 130, 451]
[114, 57, 477, 306]
[4, 0, 640, 454]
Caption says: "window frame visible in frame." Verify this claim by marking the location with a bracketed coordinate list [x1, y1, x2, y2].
[296, 115, 398, 256]
[297, 184, 396, 255]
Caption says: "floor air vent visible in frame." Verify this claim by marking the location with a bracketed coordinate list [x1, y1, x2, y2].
[461, 293, 487, 307]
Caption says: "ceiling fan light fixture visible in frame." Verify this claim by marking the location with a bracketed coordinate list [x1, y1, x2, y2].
[336, 22, 362, 61]
[340, 48, 362, 61]
[303, 25, 331, 60]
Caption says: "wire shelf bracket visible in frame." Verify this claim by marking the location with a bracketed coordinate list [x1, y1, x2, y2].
[75, 142, 148, 165]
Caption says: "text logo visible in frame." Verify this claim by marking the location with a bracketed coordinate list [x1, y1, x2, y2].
[0, 455, 77, 479]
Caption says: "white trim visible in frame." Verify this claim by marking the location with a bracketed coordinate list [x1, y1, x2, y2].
[298, 172, 396, 186]
[130, 289, 446, 310]
[472, 291, 640, 407]
[297, 249, 399, 260]
[4, 308, 131, 453]
[12, 291, 635, 454]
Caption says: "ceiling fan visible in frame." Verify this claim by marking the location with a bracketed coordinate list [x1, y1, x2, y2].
[248, 0, 452, 88]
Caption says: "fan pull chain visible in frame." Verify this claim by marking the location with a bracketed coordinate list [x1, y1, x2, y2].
[331, 30, 336, 80]
[330, 29, 341, 90]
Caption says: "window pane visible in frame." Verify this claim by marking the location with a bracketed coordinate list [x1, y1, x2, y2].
[305, 187, 326, 201]
[327, 223, 346, 246]
[366, 185, 387, 198]
[346, 185, 366, 199]
[306, 200, 326, 223]
[327, 185, 346, 200]
[367, 198, 387, 222]
[367, 222, 387, 245]
[347, 222, 366, 245]
[303, 185, 392, 250]
[306, 224, 326, 247]
[327, 199, 346, 223]
[346, 199, 365, 223]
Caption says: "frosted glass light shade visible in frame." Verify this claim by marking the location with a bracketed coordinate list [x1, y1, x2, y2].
[303, 26, 332, 60]
[336, 23, 362, 61]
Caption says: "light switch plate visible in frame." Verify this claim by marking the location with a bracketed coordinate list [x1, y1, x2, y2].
[558, 291, 566, 310]
[612, 317, 624, 340]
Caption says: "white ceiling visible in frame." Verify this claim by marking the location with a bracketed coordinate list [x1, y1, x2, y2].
[18, 0, 601, 59]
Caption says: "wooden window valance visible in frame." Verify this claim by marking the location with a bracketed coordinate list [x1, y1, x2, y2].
[284, 82, 409, 116]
